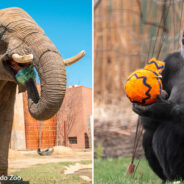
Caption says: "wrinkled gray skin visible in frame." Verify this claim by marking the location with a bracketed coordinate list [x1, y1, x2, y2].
[0, 7, 67, 175]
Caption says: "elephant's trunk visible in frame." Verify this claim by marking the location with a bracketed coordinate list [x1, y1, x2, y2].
[26, 34, 66, 120]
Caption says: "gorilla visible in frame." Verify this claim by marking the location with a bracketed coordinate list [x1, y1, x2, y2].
[133, 33, 184, 182]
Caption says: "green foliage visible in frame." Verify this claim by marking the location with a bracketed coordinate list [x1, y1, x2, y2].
[94, 157, 184, 184]
[94, 157, 161, 184]
[95, 140, 104, 160]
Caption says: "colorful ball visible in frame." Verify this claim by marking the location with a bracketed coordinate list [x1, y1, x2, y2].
[144, 58, 165, 74]
[125, 69, 162, 105]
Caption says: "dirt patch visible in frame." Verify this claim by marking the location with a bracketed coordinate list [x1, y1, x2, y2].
[64, 163, 92, 174]
[8, 149, 25, 160]
[52, 146, 75, 156]
[8, 146, 91, 174]
[76, 168, 92, 181]
[64, 163, 92, 182]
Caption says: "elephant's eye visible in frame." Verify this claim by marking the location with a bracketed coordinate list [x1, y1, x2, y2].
[0, 41, 8, 55]
[9, 60, 30, 73]
[10, 61, 23, 72]
[3, 58, 31, 78]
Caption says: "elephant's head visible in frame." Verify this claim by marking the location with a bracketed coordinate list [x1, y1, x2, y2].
[0, 7, 85, 120]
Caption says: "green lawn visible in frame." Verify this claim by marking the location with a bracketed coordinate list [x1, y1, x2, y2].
[10, 160, 91, 184]
[94, 157, 183, 184]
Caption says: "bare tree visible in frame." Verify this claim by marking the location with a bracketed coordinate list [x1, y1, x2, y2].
[57, 89, 80, 147]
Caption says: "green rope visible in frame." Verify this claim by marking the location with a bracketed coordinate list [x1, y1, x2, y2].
[16, 64, 36, 85]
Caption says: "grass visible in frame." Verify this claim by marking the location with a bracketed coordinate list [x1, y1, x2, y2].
[10, 160, 92, 184]
[94, 157, 184, 184]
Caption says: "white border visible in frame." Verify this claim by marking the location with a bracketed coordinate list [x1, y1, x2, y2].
[92, 0, 94, 183]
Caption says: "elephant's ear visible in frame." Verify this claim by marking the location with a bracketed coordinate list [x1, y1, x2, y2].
[18, 84, 26, 93]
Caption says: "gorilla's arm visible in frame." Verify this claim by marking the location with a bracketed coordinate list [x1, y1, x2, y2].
[132, 96, 175, 120]
[133, 96, 184, 121]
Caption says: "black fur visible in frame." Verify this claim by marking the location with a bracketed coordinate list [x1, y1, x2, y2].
[133, 51, 184, 181]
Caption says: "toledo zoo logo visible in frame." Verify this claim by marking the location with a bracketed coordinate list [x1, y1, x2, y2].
[0, 175, 22, 181]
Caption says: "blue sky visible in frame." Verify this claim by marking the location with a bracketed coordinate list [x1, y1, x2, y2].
[0, 0, 92, 88]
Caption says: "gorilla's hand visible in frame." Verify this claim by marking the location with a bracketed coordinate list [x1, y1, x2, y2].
[132, 103, 151, 116]
[132, 90, 173, 119]
[160, 90, 168, 100]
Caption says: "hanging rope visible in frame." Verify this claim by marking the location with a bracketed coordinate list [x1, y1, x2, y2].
[127, 117, 143, 174]
[131, 118, 142, 164]
[157, 0, 172, 59]
[151, 3, 166, 58]
[37, 121, 54, 156]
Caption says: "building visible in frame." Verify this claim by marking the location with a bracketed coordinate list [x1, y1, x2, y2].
[57, 86, 92, 149]
[10, 85, 92, 150]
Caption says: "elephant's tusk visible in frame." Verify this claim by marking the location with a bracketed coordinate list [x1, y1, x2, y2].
[63, 50, 85, 66]
[12, 54, 33, 63]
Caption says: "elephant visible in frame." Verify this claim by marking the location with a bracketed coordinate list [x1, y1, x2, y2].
[0, 7, 85, 175]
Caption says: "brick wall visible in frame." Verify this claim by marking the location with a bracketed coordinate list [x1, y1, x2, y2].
[23, 84, 57, 149]
[57, 86, 92, 149]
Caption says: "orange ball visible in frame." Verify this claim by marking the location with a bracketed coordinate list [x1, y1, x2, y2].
[144, 58, 165, 74]
[125, 69, 162, 105]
